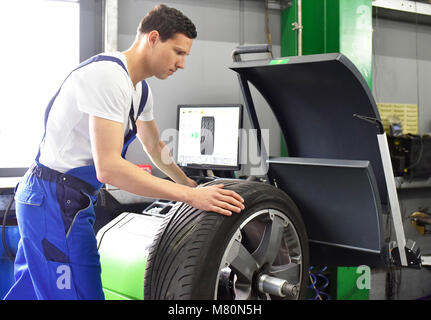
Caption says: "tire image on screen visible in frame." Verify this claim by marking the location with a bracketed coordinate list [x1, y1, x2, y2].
[144, 179, 309, 300]
[200, 116, 215, 155]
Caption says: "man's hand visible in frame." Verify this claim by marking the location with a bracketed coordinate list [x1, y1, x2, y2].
[185, 177, 198, 187]
[187, 184, 245, 216]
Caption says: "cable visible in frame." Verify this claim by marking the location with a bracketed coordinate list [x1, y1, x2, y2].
[403, 6, 423, 174]
[414, 3, 421, 134]
[384, 204, 392, 242]
[265, 0, 273, 59]
[2, 196, 15, 262]
[405, 135, 423, 172]
[386, 266, 402, 300]
[372, 6, 380, 103]
[307, 266, 330, 300]
[308, 273, 322, 300]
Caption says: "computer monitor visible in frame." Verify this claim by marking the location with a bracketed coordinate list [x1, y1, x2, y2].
[176, 104, 243, 171]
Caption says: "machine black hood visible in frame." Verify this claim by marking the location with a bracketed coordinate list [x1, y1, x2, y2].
[230, 53, 388, 206]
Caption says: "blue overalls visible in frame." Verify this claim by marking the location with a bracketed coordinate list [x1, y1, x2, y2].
[4, 55, 148, 300]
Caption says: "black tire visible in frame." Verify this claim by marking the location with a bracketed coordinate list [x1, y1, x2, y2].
[144, 179, 309, 300]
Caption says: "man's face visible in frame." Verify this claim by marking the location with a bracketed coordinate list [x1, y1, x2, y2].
[151, 33, 193, 80]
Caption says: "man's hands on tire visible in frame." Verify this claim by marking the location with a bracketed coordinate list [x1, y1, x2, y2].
[187, 184, 245, 216]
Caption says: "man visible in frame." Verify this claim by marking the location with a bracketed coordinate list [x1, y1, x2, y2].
[5, 4, 244, 300]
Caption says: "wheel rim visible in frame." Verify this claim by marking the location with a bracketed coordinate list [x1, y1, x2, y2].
[215, 209, 303, 300]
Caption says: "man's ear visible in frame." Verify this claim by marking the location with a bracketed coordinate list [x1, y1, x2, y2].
[147, 30, 160, 48]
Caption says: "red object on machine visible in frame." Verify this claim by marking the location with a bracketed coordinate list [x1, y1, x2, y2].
[137, 164, 152, 174]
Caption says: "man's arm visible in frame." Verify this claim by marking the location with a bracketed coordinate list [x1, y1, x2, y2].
[89, 115, 244, 216]
[136, 119, 196, 186]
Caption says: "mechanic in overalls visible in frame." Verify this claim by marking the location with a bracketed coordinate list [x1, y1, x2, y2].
[4, 4, 244, 300]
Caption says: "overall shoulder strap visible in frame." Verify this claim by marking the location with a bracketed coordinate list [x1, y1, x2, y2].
[122, 80, 149, 159]
[137, 80, 149, 117]
[88, 55, 128, 74]
[43, 55, 128, 129]
[37, 54, 129, 162]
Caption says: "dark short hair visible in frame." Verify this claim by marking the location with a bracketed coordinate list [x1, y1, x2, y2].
[138, 4, 197, 41]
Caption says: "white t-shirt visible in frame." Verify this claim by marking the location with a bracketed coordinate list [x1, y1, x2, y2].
[39, 52, 154, 173]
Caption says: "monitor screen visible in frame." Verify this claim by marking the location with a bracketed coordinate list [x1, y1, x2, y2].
[176, 104, 243, 171]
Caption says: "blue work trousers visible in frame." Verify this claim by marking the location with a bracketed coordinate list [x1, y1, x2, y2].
[4, 164, 104, 300]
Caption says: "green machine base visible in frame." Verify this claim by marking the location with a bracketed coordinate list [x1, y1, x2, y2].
[96, 212, 164, 300]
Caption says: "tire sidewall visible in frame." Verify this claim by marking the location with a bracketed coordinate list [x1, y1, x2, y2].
[191, 182, 310, 300]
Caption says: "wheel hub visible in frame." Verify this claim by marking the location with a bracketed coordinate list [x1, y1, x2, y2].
[257, 274, 299, 297]
[216, 209, 303, 300]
